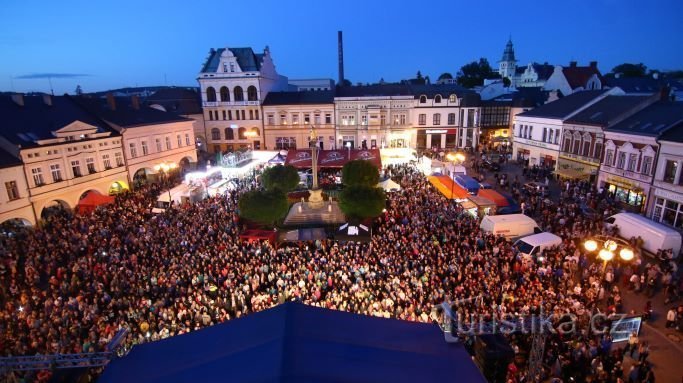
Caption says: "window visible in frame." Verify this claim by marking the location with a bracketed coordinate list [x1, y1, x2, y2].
[103, 154, 111, 169]
[433, 114, 441, 125]
[222, 110, 227, 120]
[235, 110, 240, 120]
[292, 114, 299, 124]
[229, 63, 235, 72]
[165, 137, 171, 150]
[71, 160, 82, 177]
[380, 114, 386, 126]
[31, 168, 44, 186]
[185, 134, 191, 146]
[664, 160, 678, 183]
[234, 86, 244, 101]
[314, 114, 321, 124]
[86, 158, 96, 174]
[641, 156, 652, 175]
[155, 138, 162, 152]
[605, 149, 614, 166]
[419, 95, 427, 103]
[275, 137, 297, 150]
[220, 87, 229, 102]
[400, 114, 406, 125]
[115, 152, 124, 167]
[562, 136, 571, 152]
[549, 129, 554, 144]
[206, 87, 216, 102]
[50, 164, 62, 182]
[141, 141, 148, 155]
[448, 113, 456, 125]
[528, 126, 533, 139]
[129, 143, 137, 158]
[255, 110, 259, 120]
[304, 114, 311, 124]
[616, 152, 626, 169]
[177, 135, 182, 147]
[582, 138, 591, 157]
[247, 86, 257, 101]
[361, 115, 367, 125]
[449, 94, 456, 103]
[280, 114, 287, 125]
[228, 110, 233, 120]
[418, 114, 426, 125]
[211, 128, 221, 140]
[223, 63, 228, 72]
[5, 181, 19, 200]
[626, 153, 637, 172]
[467, 109, 475, 127]
[542, 128, 547, 143]
[267, 114, 275, 125]
[554, 130, 559, 144]
[325, 114, 332, 124]
[594, 142, 603, 160]
[249, 110, 254, 120]
[224, 128, 234, 140]
[434, 95, 442, 103]
[238, 127, 246, 140]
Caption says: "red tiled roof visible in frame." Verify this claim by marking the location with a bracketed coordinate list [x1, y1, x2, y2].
[562, 66, 604, 90]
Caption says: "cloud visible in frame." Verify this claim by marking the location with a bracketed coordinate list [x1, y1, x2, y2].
[14, 73, 91, 79]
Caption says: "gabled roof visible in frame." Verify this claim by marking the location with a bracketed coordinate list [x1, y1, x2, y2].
[517, 89, 608, 119]
[73, 96, 191, 128]
[145, 87, 202, 115]
[99, 302, 485, 383]
[607, 101, 683, 137]
[563, 65, 604, 89]
[263, 90, 334, 106]
[0, 95, 114, 148]
[515, 63, 554, 80]
[565, 95, 651, 126]
[200, 47, 263, 73]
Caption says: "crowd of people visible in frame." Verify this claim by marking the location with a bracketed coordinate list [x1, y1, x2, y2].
[0, 162, 679, 382]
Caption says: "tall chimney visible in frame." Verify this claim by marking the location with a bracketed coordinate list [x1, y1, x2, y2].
[338, 31, 345, 86]
[569, 61, 577, 68]
[589, 61, 598, 69]
[106, 93, 116, 111]
[131, 95, 140, 110]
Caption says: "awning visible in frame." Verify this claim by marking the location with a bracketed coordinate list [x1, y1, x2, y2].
[428, 176, 469, 200]
[477, 189, 509, 207]
[239, 229, 278, 244]
[285, 149, 382, 169]
[76, 192, 115, 215]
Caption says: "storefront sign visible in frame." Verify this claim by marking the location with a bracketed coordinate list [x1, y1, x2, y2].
[425, 129, 457, 134]
[557, 158, 598, 177]
[654, 188, 683, 204]
[606, 175, 635, 189]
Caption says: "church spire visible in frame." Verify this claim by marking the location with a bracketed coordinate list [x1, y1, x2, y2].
[501, 38, 516, 62]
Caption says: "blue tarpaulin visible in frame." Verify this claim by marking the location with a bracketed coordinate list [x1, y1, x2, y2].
[99, 302, 485, 383]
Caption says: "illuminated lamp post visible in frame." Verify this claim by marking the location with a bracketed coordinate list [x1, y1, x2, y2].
[445, 152, 466, 200]
[583, 235, 635, 271]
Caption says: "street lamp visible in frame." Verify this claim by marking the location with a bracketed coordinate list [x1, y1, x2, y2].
[445, 152, 466, 199]
[583, 235, 635, 270]
[346, 141, 352, 160]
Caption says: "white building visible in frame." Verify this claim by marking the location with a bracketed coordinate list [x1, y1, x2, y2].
[512, 89, 619, 169]
[0, 150, 34, 226]
[0, 94, 129, 222]
[599, 100, 683, 214]
[262, 91, 335, 150]
[497, 39, 554, 88]
[651, 118, 683, 228]
[198, 46, 289, 153]
[543, 61, 604, 95]
[145, 87, 206, 152]
[74, 95, 197, 185]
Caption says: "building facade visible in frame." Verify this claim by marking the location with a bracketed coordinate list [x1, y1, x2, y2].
[198, 46, 289, 153]
[544, 62, 605, 95]
[0, 152, 34, 226]
[651, 131, 683, 229]
[145, 87, 206, 153]
[262, 91, 335, 150]
[497, 39, 554, 88]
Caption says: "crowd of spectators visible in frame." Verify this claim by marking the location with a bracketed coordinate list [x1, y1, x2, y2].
[0, 164, 679, 383]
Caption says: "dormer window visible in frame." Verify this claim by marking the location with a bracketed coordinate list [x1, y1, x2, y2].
[419, 95, 427, 103]
[223, 63, 228, 72]
[230, 63, 235, 73]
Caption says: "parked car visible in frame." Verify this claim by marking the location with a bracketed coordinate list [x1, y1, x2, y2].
[523, 182, 549, 197]
[514, 232, 563, 258]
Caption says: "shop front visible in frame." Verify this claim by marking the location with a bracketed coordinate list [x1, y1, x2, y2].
[651, 188, 683, 230]
[601, 174, 648, 212]
[416, 129, 458, 150]
[556, 157, 598, 181]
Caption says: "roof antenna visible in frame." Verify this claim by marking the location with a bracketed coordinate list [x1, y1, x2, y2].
[48, 75, 54, 95]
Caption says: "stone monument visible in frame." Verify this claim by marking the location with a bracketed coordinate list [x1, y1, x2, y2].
[307, 126, 324, 208]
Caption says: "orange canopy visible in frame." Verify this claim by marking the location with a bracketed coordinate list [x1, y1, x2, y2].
[477, 189, 509, 207]
[77, 192, 115, 214]
[428, 176, 469, 200]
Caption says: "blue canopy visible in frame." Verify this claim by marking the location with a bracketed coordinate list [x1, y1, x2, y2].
[99, 302, 485, 383]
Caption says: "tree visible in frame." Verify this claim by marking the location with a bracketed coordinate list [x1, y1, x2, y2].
[261, 165, 299, 192]
[611, 63, 647, 78]
[456, 58, 497, 88]
[438, 72, 453, 81]
[75, 85, 83, 95]
[502, 77, 511, 87]
[338, 186, 386, 220]
[342, 160, 379, 187]
[238, 189, 288, 225]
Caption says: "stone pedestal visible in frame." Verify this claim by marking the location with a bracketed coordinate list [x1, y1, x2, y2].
[308, 188, 324, 209]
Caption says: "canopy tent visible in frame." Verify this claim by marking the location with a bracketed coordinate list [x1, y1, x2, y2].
[285, 149, 382, 169]
[267, 153, 287, 165]
[76, 192, 115, 215]
[99, 302, 485, 383]
[239, 229, 278, 244]
[477, 189, 509, 207]
[377, 178, 402, 192]
[428, 175, 469, 200]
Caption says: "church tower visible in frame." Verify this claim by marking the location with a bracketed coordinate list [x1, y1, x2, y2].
[498, 38, 517, 80]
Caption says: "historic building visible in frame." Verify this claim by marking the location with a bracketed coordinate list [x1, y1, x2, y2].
[198, 46, 289, 153]
[0, 149, 33, 226]
[497, 39, 554, 88]
[558, 94, 654, 181]
[74, 95, 197, 186]
[512, 89, 617, 169]
[650, 117, 683, 229]
[145, 87, 205, 152]
[479, 88, 548, 150]
[599, 98, 682, 213]
[543, 61, 605, 95]
[262, 91, 335, 150]
[0, 94, 128, 223]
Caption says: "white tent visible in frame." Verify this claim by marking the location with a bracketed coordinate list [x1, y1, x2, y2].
[377, 178, 402, 192]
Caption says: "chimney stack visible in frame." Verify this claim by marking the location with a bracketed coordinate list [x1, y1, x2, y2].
[131, 95, 140, 110]
[11, 93, 24, 107]
[106, 93, 116, 111]
[42, 94, 52, 106]
[589, 61, 598, 69]
[569, 61, 577, 68]
[338, 31, 345, 86]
